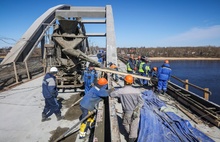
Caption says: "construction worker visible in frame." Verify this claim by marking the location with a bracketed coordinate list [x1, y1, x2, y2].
[109, 62, 119, 82]
[157, 60, 172, 95]
[83, 63, 97, 95]
[97, 50, 104, 64]
[136, 55, 142, 72]
[127, 57, 135, 74]
[102, 51, 106, 63]
[41, 67, 64, 122]
[97, 50, 106, 66]
[151, 67, 158, 77]
[110, 75, 144, 142]
[138, 56, 151, 86]
[79, 78, 111, 139]
[130, 54, 137, 66]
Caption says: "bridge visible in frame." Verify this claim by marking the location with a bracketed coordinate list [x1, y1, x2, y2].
[0, 4, 120, 142]
[0, 4, 219, 142]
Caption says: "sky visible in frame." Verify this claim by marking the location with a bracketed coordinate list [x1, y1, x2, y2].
[0, 0, 220, 48]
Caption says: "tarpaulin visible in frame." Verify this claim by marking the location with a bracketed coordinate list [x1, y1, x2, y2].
[138, 90, 214, 142]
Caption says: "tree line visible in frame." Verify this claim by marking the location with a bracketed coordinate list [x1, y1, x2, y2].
[1, 46, 220, 58]
[116, 46, 220, 58]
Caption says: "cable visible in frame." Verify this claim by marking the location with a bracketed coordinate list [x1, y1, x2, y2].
[0, 39, 15, 45]
[54, 109, 96, 142]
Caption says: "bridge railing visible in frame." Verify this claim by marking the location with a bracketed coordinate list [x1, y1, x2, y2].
[171, 75, 212, 100]
[0, 56, 44, 90]
[117, 54, 212, 101]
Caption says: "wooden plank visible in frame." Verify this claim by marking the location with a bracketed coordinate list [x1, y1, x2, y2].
[176, 104, 202, 124]
[94, 67, 151, 80]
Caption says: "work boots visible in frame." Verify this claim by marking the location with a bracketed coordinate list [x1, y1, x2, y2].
[41, 113, 51, 122]
[56, 113, 64, 121]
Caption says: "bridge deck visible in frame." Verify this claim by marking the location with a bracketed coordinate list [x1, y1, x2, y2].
[0, 56, 219, 142]
[0, 76, 81, 142]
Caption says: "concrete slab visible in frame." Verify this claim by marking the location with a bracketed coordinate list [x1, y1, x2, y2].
[1, 56, 219, 142]
[0, 76, 80, 142]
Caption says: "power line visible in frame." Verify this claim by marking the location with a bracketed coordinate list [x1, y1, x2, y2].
[0, 36, 17, 46]
[0, 39, 15, 45]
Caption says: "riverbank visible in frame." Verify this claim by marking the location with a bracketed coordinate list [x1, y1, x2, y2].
[149, 57, 220, 61]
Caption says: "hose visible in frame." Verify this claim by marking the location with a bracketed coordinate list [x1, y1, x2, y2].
[54, 109, 96, 142]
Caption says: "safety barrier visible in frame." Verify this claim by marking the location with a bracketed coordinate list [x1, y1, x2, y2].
[0, 56, 43, 90]
[171, 75, 211, 100]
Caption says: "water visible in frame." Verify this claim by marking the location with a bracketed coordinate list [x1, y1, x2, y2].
[150, 60, 220, 105]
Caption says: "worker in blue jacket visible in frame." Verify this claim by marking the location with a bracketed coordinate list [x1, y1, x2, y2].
[157, 60, 172, 94]
[97, 50, 105, 66]
[83, 63, 97, 95]
[41, 67, 63, 122]
[79, 78, 112, 139]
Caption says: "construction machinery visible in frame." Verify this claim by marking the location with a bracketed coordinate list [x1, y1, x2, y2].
[45, 18, 100, 90]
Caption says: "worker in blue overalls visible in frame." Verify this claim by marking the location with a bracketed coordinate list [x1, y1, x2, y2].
[42, 67, 64, 122]
[83, 63, 97, 95]
[157, 60, 172, 95]
[138, 56, 151, 86]
[97, 50, 105, 66]
[79, 78, 111, 139]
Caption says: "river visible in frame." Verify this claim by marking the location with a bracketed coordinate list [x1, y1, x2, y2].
[151, 60, 220, 105]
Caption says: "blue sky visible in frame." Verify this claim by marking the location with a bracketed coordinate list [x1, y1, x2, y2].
[0, 0, 220, 48]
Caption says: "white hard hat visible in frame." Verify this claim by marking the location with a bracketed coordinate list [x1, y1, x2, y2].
[50, 67, 58, 73]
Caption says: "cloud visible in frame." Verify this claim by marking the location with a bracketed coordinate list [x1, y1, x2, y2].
[161, 25, 220, 46]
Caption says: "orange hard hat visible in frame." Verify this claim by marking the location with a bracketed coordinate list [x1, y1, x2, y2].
[110, 64, 117, 69]
[97, 78, 108, 85]
[153, 67, 157, 71]
[164, 60, 169, 64]
[124, 75, 133, 84]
